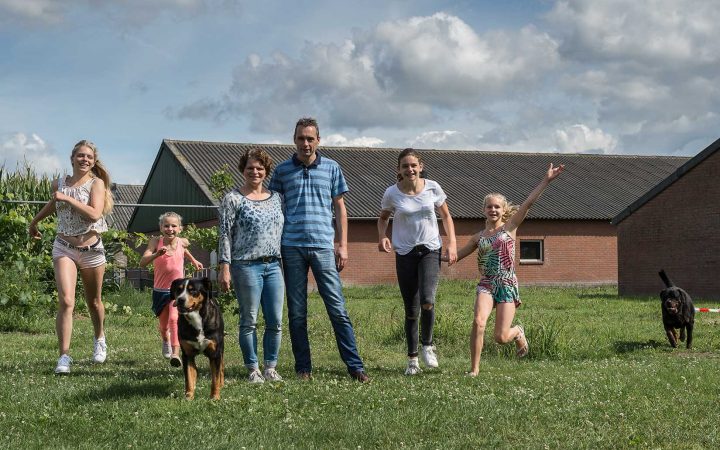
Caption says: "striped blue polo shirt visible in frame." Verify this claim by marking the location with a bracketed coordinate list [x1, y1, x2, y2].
[269, 152, 349, 249]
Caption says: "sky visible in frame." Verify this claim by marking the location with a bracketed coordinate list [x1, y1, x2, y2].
[1, 0, 719, 184]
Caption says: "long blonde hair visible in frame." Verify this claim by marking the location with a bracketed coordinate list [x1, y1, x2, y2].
[72, 140, 114, 215]
[483, 193, 518, 222]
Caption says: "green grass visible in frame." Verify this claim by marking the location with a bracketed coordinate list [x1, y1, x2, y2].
[1, 282, 719, 448]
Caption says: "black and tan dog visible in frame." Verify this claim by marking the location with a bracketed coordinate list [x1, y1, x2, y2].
[171, 277, 225, 400]
[658, 270, 694, 349]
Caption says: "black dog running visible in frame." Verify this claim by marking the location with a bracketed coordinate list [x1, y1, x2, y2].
[658, 270, 694, 349]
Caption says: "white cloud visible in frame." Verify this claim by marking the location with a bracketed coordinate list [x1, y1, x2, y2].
[547, 0, 720, 66]
[323, 134, 385, 147]
[362, 14, 559, 105]
[408, 130, 477, 150]
[554, 124, 617, 154]
[163, 3, 720, 158]
[1, 133, 64, 175]
[172, 12, 560, 132]
[0, 0, 64, 23]
[543, 0, 720, 155]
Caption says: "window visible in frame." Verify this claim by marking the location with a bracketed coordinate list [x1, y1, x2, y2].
[519, 239, 543, 264]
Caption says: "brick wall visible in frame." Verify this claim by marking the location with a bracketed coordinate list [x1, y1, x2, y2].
[617, 150, 720, 299]
[183, 218, 618, 288]
[344, 218, 617, 287]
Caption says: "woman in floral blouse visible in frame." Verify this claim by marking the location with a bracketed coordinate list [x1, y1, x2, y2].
[218, 148, 285, 383]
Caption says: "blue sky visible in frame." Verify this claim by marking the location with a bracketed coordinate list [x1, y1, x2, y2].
[2, 0, 719, 184]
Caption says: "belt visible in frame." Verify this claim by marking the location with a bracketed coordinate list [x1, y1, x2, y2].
[56, 237, 102, 252]
[412, 244, 436, 253]
[248, 256, 279, 264]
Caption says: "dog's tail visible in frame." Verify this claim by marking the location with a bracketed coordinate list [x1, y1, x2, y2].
[658, 269, 674, 288]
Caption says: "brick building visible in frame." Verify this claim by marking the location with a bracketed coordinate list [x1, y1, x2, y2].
[127, 140, 688, 287]
[612, 138, 720, 300]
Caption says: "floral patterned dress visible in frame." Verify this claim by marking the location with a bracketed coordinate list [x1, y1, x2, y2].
[476, 227, 521, 307]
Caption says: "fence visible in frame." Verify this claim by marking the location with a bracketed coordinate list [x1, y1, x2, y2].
[123, 267, 217, 290]
[2, 199, 220, 290]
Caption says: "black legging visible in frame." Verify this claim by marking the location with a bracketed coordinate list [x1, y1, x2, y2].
[395, 245, 441, 357]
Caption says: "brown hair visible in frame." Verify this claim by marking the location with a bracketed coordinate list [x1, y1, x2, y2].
[72, 140, 114, 214]
[396, 148, 425, 182]
[238, 148, 273, 174]
[294, 117, 320, 140]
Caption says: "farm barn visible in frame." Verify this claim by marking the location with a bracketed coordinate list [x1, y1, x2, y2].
[127, 140, 688, 287]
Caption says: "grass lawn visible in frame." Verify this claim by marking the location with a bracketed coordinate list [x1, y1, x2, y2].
[1, 281, 719, 449]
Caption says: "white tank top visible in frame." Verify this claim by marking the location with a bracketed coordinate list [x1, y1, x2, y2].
[55, 176, 108, 236]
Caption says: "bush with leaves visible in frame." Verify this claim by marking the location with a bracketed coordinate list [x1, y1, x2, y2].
[0, 164, 58, 329]
[1, 162, 240, 326]
[209, 164, 234, 200]
[0, 164, 148, 325]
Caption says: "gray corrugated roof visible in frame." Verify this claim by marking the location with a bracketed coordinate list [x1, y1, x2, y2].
[108, 183, 143, 230]
[612, 137, 720, 225]
[165, 139, 689, 220]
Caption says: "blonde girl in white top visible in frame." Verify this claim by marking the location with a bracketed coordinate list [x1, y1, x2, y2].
[29, 140, 114, 374]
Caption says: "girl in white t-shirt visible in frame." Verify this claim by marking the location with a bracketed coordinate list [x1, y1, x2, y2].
[378, 148, 457, 375]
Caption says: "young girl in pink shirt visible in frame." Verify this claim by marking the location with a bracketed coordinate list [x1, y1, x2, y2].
[140, 212, 203, 366]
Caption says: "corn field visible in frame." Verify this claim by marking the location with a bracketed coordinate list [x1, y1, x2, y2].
[1, 163, 55, 203]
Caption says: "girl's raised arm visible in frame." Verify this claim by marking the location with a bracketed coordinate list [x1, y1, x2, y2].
[506, 163, 564, 233]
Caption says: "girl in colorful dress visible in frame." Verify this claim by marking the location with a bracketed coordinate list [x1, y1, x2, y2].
[139, 212, 203, 367]
[29, 140, 114, 374]
[378, 148, 458, 375]
[453, 163, 564, 376]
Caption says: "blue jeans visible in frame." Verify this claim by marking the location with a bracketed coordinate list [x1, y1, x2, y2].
[281, 246, 365, 374]
[231, 259, 284, 370]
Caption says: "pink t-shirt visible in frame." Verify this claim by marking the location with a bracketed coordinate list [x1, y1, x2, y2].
[153, 243, 185, 290]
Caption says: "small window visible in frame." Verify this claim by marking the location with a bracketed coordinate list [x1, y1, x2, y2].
[520, 240, 543, 264]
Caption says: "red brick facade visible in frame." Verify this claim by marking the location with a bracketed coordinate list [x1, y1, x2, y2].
[616, 150, 720, 299]
[192, 218, 618, 288]
[342, 218, 617, 286]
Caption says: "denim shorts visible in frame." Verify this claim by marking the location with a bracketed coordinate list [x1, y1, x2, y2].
[52, 237, 106, 269]
[151, 289, 173, 317]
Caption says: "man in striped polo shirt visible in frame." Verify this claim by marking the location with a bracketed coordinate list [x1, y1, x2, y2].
[269, 117, 369, 383]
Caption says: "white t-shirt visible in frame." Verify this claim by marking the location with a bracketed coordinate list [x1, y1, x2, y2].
[380, 179, 447, 255]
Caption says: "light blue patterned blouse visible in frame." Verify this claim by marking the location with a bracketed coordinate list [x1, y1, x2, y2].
[218, 189, 284, 264]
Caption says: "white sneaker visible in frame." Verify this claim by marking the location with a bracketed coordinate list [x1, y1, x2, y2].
[161, 341, 172, 359]
[93, 337, 107, 364]
[248, 369, 265, 384]
[404, 358, 422, 376]
[55, 354, 72, 374]
[420, 345, 439, 368]
[263, 368, 283, 382]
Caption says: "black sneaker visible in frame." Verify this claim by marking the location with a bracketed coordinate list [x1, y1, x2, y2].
[350, 370, 370, 383]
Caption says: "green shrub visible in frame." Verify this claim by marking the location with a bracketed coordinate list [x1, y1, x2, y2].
[1, 162, 229, 327]
[0, 164, 58, 329]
